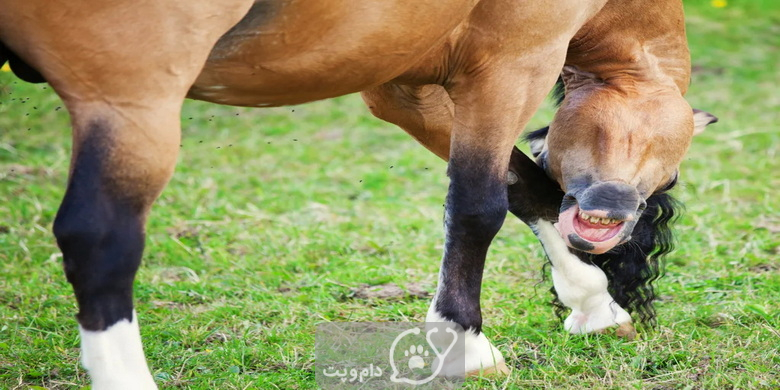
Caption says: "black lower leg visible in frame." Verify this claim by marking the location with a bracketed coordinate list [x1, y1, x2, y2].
[435, 155, 508, 333]
[53, 126, 147, 331]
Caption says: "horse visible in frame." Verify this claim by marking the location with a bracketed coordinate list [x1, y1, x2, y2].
[0, 0, 716, 387]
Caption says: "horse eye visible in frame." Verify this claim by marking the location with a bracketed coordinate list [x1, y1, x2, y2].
[658, 172, 678, 193]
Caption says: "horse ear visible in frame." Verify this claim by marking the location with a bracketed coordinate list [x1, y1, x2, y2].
[692, 109, 717, 135]
[529, 137, 545, 157]
[560, 65, 601, 91]
[524, 126, 549, 157]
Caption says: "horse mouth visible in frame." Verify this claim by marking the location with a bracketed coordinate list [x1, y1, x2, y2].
[555, 205, 629, 254]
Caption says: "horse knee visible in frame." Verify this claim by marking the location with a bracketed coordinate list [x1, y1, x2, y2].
[446, 165, 508, 245]
[445, 202, 506, 246]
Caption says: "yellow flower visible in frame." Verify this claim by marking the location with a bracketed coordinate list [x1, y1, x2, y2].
[711, 0, 727, 8]
[0, 63, 10, 72]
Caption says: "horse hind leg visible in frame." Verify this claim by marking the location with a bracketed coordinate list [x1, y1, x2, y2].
[0, 2, 254, 387]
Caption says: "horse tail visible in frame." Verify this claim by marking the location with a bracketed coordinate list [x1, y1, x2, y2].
[0, 41, 47, 83]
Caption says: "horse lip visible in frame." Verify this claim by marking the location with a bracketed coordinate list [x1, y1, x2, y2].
[555, 204, 631, 254]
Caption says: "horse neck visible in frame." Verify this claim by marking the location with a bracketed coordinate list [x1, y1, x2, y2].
[564, 0, 690, 96]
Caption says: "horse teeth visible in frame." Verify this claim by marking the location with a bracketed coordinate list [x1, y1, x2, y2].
[578, 211, 620, 226]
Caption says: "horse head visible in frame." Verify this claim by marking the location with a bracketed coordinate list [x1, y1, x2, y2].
[530, 72, 716, 254]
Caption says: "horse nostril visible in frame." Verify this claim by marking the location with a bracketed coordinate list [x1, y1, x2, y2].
[574, 181, 642, 220]
[637, 200, 647, 213]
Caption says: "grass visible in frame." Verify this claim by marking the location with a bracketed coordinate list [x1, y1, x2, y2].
[1, 0, 778, 388]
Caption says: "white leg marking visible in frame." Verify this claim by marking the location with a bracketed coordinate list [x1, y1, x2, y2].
[80, 311, 157, 390]
[534, 220, 631, 333]
[426, 301, 507, 376]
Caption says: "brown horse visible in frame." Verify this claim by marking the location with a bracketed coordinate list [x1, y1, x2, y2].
[0, 0, 715, 387]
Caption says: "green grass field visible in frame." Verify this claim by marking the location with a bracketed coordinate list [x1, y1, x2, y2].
[1, 1, 778, 389]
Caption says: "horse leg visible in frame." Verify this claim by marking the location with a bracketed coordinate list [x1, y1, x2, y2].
[364, 83, 513, 374]
[53, 103, 183, 390]
[431, 68, 560, 375]
[0, 3, 253, 388]
[363, 78, 574, 374]
[398, 61, 566, 376]
[532, 221, 637, 338]
[54, 97, 213, 388]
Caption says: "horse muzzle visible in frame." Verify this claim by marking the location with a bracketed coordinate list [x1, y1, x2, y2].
[554, 181, 644, 254]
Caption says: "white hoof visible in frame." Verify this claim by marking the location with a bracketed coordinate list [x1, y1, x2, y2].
[426, 306, 509, 378]
[563, 297, 632, 335]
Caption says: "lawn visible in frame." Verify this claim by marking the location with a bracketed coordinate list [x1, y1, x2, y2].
[1, 0, 778, 389]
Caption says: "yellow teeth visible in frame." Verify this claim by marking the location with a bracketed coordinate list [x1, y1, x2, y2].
[578, 210, 621, 226]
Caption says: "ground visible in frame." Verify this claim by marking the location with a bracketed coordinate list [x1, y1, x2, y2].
[0, 0, 778, 389]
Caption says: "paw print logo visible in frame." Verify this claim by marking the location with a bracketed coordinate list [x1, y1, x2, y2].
[389, 326, 458, 385]
[404, 345, 429, 370]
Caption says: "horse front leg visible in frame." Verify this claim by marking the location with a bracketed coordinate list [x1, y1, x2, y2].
[419, 50, 575, 375]
[532, 221, 637, 338]
[363, 82, 516, 375]
[507, 147, 638, 338]
[52, 100, 184, 389]
[363, 71, 576, 376]
[425, 148, 511, 376]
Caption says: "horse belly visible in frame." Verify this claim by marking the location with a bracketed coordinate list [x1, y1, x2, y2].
[189, 0, 477, 107]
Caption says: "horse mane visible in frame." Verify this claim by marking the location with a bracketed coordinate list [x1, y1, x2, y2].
[533, 76, 681, 326]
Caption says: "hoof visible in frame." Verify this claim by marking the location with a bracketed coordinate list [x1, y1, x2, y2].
[595, 321, 638, 340]
[429, 329, 507, 378]
[466, 360, 510, 377]
[563, 302, 632, 335]
[615, 322, 638, 340]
